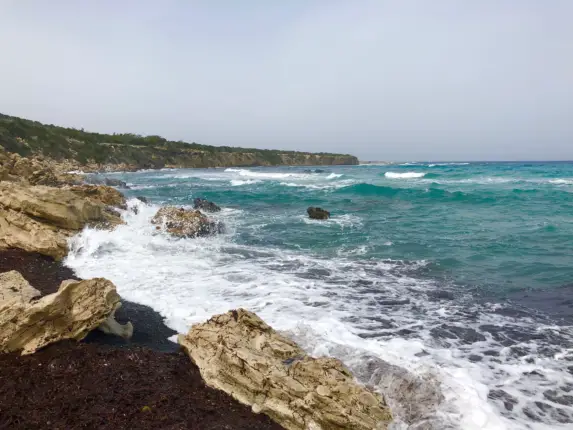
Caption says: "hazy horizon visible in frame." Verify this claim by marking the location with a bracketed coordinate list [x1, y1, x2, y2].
[1, 1, 572, 161]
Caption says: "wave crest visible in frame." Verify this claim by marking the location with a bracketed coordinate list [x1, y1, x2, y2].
[385, 172, 426, 179]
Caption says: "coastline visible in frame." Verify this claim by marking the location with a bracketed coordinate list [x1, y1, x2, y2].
[0, 148, 395, 429]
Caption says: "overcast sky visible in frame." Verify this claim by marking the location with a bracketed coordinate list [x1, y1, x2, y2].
[1, 1, 572, 161]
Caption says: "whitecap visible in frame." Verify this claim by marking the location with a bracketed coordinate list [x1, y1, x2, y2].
[230, 179, 259, 186]
[326, 173, 343, 179]
[385, 172, 426, 179]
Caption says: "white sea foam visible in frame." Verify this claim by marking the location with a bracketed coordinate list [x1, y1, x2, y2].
[224, 168, 308, 180]
[428, 163, 470, 167]
[326, 173, 343, 179]
[549, 178, 573, 185]
[230, 179, 260, 186]
[64, 200, 573, 429]
[385, 172, 426, 179]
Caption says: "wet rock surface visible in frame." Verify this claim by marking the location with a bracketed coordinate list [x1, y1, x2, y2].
[193, 197, 221, 212]
[152, 206, 223, 238]
[307, 206, 330, 220]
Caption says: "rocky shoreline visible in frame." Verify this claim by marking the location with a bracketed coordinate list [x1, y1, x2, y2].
[0, 147, 394, 429]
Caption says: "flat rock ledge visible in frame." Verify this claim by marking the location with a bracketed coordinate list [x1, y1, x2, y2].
[179, 308, 393, 430]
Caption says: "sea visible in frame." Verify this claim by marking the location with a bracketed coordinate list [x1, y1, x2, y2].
[64, 162, 573, 429]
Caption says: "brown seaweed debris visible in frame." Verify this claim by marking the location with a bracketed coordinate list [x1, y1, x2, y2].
[0, 249, 78, 295]
[0, 341, 283, 430]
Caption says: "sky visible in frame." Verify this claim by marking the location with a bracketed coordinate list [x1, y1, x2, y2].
[1, 0, 572, 161]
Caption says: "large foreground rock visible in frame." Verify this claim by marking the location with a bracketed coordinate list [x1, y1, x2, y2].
[0, 182, 123, 259]
[152, 206, 222, 238]
[0, 271, 133, 355]
[179, 309, 392, 430]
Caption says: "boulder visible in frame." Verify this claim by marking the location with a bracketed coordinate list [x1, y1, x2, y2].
[104, 178, 130, 189]
[193, 198, 221, 212]
[307, 207, 330, 220]
[0, 182, 123, 259]
[0, 182, 109, 230]
[136, 196, 149, 204]
[65, 184, 127, 209]
[179, 309, 392, 430]
[0, 207, 71, 260]
[0, 271, 133, 355]
[151, 206, 222, 238]
[0, 148, 83, 186]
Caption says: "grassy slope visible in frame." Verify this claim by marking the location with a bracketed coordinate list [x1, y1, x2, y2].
[0, 113, 358, 168]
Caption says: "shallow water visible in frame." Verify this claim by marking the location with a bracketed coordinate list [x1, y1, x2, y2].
[66, 163, 573, 429]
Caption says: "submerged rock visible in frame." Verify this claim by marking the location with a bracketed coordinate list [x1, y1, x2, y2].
[0, 271, 132, 355]
[136, 196, 149, 204]
[307, 207, 330, 220]
[193, 198, 221, 212]
[151, 206, 222, 238]
[179, 308, 392, 430]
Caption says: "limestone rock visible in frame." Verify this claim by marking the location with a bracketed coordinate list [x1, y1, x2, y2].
[0, 207, 70, 260]
[0, 182, 106, 229]
[0, 182, 123, 259]
[65, 184, 127, 209]
[307, 207, 330, 220]
[179, 309, 392, 430]
[151, 206, 222, 238]
[0, 147, 83, 186]
[0, 274, 133, 355]
[193, 198, 221, 212]
[0, 271, 40, 304]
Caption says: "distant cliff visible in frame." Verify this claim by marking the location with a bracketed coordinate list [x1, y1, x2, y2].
[0, 114, 358, 171]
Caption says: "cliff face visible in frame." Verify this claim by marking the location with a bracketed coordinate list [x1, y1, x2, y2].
[0, 114, 358, 171]
[80, 145, 358, 172]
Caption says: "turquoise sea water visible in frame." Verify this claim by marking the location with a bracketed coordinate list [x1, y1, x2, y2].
[66, 162, 573, 429]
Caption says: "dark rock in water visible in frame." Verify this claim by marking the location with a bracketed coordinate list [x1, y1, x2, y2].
[136, 196, 149, 204]
[307, 207, 330, 220]
[193, 198, 221, 212]
[104, 178, 130, 189]
[468, 354, 483, 362]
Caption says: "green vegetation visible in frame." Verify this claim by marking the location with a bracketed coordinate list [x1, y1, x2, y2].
[0, 113, 357, 168]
